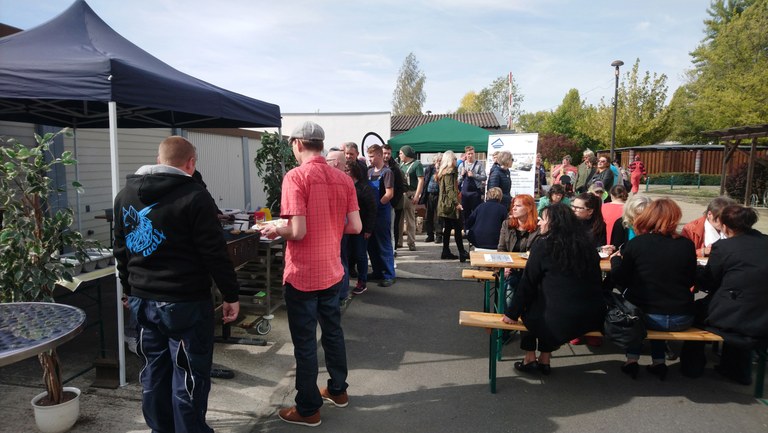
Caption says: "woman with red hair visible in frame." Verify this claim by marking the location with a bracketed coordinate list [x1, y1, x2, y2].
[610, 198, 696, 381]
[498, 194, 541, 321]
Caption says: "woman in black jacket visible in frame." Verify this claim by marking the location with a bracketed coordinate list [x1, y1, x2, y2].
[572, 192, 606, 250]
[346, 160, 377, 294]
[690, 205, 768, 384]
[501, 203, 605, 375]
[610, 198, 696, 380]
[487, 151, 513, 209]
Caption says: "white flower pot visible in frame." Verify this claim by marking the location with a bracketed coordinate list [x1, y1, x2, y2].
[30, 387, 80, 433]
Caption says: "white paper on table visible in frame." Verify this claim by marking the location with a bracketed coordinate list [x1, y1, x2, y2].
[484, 254, 513, 263]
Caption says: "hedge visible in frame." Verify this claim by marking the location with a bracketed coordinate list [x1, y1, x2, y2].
[646, 172, 721, 186]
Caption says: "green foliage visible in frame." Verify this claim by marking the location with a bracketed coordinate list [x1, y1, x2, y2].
[725, 159, 768, 202]
[0, 129, 95, 405]
[669, 0, 767, 142]
[590, 59, 671, 148]
[253, 131, 297, 216]
[392, 52, 426, 115]
[476, 75, 524, 127]
[647, 172, 722, 186]
[0, 129, 93, 304]
[456, 91, 482, 113]
[517, 110, 551, 133]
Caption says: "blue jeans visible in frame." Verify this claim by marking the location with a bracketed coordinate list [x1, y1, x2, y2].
[129, 297, 214, 433]
[367, 203, 395, 280]
[349, 233, 369, 285]
[627, 313, 694, 363]
[284, 281, 348, 416]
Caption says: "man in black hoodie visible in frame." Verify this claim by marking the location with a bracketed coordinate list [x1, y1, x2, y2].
[113, 136, 239, 433]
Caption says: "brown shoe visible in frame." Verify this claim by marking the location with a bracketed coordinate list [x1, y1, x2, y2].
[278, 406, 321, 427]
[320, 387, 349, 407]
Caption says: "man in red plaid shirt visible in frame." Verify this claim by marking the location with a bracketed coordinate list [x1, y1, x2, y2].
[260, 121, 361, 427]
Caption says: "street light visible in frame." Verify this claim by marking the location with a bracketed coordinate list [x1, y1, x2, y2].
[610, 59, 624, 162]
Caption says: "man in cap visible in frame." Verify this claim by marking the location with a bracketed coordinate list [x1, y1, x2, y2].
[261, 121, 361, 427]
[398, 145, 424, 251]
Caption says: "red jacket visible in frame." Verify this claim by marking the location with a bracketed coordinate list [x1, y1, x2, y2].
[680, 216, 706, 255]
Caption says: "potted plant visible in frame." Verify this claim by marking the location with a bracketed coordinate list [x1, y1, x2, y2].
[253, 131, 296, 216]
[0, 128, 93, 433]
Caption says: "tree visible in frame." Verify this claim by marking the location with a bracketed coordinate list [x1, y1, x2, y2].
[392, 52, 426, 115]
[582, 59, 671, 148]
[476, 75, 524, 127]
[537, 133, 581, 165]
[669, 0, 768, 142]
[456, 91, 482, 113]
[517, 111, 552, 133]
[254, 131, 297, 215]
[701, 0, 755, 43]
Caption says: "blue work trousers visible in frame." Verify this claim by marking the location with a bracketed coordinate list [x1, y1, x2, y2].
[367, 204, 395, 280]
[129, 297, 214, 433]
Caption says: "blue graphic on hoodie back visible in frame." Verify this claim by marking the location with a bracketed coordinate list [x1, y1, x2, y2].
[123, 204, 166, 257]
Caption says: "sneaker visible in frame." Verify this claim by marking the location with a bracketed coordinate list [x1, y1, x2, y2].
[379, 279, 395, 287]
[320, 388, 349, 407]
[278, 406, 321, 427]
[435, 236, 443, 244]
[425, 235, 435, 243]
[352, 284, 367, 295]
[408, 244, 416, 251]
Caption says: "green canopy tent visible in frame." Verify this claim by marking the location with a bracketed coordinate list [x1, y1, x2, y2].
[388, 117, 491, 154]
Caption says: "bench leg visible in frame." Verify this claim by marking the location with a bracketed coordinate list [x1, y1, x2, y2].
[489, 328, 498, 393]
[755, 348, 766, 399]
[495, 274, 505, 362]
[483, 281, 490, 313]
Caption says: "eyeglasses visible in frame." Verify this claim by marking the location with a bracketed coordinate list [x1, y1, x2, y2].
[571, 205, 586, 211]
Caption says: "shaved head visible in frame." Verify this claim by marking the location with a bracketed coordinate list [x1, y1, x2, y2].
[158, 136, 196, 174]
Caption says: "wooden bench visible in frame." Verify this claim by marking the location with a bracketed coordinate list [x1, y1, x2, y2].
[459, 310, 766, 399]
[461, 270, 498, 314]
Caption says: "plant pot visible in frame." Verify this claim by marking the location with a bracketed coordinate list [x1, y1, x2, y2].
[30, 387, 80, 433]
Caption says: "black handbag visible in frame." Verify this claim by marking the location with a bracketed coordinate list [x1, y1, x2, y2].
[603, 290, 647, 350]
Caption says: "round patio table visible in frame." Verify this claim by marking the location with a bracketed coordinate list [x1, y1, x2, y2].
[0, 302, 86, 367]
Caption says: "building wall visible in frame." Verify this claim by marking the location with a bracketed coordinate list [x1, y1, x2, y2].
[1, 122, 267, 245]
[260, 112, 391, 149]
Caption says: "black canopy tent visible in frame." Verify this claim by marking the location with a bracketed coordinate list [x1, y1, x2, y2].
[0, 0, 282, 385]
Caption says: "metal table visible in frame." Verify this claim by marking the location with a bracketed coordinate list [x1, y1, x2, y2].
[0, 302, 86, 368]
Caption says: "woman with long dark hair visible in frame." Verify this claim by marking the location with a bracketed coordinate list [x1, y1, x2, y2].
[684, 205, 768, 384]
[501, 203, 605, 374]
[345, 160, 377, 295]
[571, 192, 606, 249]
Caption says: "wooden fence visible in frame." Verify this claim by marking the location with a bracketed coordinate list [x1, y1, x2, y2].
[599, 147, 768, 176]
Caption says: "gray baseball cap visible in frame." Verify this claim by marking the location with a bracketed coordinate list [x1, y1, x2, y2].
[290, 121, 325, 141]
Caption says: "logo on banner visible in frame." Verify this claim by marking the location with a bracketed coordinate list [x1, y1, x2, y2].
[490, 138, 505, 149]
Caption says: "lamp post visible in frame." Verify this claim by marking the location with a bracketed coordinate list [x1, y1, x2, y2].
[610, 59, 624, 162]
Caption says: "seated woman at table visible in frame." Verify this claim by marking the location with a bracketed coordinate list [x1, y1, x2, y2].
[498, 194, 541, 311]
[607, 193, 652, 251]
[536, 184, 571, 216]
[466, 187, 508, 250]
[680, 196, 736, 257]
[683, 205, 768, 384]
[610, 198, 696, 380]
[571, 192, 606, 250]
[501, 203, 605, 375]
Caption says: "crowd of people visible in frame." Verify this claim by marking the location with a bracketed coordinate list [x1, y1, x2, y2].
[113, 129, 766, 430]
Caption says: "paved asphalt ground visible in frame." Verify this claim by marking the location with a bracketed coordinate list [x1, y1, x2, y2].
[1, 192, 767, 433]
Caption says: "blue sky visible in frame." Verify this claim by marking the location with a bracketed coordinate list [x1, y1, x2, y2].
[1, 0, 711, 115]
